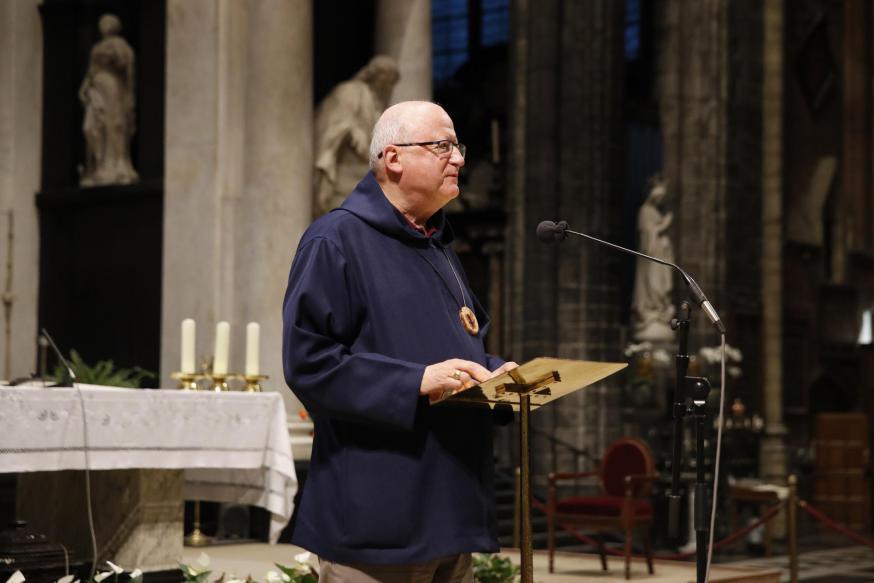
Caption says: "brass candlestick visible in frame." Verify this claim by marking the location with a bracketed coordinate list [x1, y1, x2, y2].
[184, 500, 211, 547]
[171, 371, 199, 391]
[210, 373, 229, 392]
[243, 374, 268, 392]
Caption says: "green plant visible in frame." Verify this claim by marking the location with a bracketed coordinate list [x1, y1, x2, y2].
[176, 552, 318, 583]
[179, 553, 212, 583]
[274, 562, 317, 583]
[472, 554, 520, 583]
[53, 350, 155, 388]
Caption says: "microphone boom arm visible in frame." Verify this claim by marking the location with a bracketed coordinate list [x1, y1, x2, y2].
[560, 225, 725, 334]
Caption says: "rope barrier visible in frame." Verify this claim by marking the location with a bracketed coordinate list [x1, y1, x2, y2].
[527, 487, 874, 570]
[530, 497, 785, 560]
[798, 500, 874, 551]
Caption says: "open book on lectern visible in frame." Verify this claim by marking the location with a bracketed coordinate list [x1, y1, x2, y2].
[429, 357, 627, 411]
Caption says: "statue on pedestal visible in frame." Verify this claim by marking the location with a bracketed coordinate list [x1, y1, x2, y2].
[78, 14, 139, 187]
[313, 55, 399, 217]
[631, 174, 675, 341]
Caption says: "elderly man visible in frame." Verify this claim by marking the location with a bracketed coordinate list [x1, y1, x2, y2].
[283, 101, 516, 582]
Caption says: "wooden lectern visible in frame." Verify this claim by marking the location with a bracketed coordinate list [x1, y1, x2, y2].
[432, 357, 627, 583]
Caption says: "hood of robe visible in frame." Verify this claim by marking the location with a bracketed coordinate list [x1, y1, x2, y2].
[337, 172, 456, 247]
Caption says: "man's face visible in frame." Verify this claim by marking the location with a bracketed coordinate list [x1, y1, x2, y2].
[397, 107, 465, 207]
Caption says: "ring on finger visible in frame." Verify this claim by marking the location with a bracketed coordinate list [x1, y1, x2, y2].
[452, 370, 462, 381]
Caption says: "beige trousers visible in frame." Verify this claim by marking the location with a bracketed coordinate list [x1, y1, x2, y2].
[319, 554, 474, 583]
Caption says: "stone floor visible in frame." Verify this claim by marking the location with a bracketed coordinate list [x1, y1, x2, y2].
[725, 545, 874, 583]
[182, 544, 784, 582]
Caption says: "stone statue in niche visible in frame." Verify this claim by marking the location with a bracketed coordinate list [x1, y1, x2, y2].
[78, 14, 139, 187]
[313, 55, 400, 216]
[632, 174, 675, 341]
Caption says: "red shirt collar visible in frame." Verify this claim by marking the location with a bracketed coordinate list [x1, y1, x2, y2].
[402, 215, 438, 238]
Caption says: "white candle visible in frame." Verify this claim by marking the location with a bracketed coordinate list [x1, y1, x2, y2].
[181, 319, 196, 374]
[213, 321, 230, 375]
[245, 322, 260, 376]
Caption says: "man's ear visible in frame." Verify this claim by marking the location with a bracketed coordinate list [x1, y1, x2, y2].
[382, 147, 403, 174]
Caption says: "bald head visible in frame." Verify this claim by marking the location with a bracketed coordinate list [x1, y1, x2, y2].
[369, 101, 447, 171]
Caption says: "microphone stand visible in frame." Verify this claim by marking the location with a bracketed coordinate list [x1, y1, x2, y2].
[536, 220, 720, 582]
[667, 303, 712, 583]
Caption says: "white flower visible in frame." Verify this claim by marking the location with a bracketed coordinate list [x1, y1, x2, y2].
[56, 576, 76, 583]
[181, 565, 207, 578]
[6, 571, 25, 583]
[129, 570, 143, 582]
[726, 345, 743, 362]
[624, 341, 653, 357]
[93, 573, 112, 583]
[180, 552, 212, 577]
[294, 551, 312, 565]
[265, 571, 285, 583]
[699, 344, 743, 365]
[698, 346, 719, 363]
[652, 349, 672, 365]
[106, 561, 124, 575]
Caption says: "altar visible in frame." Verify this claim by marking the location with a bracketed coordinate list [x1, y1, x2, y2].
[0, 384, 297, 570]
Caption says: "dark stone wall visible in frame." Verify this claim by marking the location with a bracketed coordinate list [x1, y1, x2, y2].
[508, 0, 626, 468]
[726, 0, 764, 412]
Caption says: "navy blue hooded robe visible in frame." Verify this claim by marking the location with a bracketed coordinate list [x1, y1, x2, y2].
[282, 172, 505, 565]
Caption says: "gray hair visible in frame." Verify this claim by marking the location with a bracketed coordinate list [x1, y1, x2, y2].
[369, 101, 440, 170]
[369, 114, 406, 170]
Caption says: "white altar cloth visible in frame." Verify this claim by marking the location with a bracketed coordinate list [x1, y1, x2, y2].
[0, 384, 297, 542]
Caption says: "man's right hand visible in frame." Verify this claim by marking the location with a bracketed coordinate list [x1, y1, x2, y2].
[420, 358, 491, 398]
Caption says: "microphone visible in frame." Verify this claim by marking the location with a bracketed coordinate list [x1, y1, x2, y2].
[535, 220, 568, 243]
[535, 220, 725, 334]
[41, 328, 76, 387]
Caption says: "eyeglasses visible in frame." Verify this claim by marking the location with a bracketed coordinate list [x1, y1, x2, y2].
[378, 140, 466, 159]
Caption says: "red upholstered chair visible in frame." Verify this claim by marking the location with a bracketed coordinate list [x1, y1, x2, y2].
[547, 437, 657, 579]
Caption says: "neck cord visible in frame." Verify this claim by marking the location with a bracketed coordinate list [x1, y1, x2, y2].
[440, 248, 470, 310]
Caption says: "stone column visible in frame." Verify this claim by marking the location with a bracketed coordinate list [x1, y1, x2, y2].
[162, 0, 312, 414]
[0, 1, 41, 381]
[240, 0, 313, 404]
[657, 0, 729, 347]
[553, 0, 626, 461]
[508, 0, 625, 471]
[842, 0, 871, 253]
[375, 0, 432, 103]
[760, 0, 787, 482]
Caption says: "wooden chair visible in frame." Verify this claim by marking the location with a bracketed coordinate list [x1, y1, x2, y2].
[547, 437, 657, 579]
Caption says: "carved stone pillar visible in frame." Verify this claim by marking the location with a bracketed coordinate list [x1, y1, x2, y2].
[162, 0, 313, 413]
[842, 0, 872, 254]
[657, 0, 729, 347]
[509, 0, 625, 470]
[0, 0, 41, 380]
[375, 0, 432, 103]
[760, 0, 788, 482]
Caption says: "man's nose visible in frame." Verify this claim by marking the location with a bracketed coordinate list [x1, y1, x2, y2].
[450, 146, 465, 167]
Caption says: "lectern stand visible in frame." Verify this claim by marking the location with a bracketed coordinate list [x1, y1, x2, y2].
[432, 357, 627, 583]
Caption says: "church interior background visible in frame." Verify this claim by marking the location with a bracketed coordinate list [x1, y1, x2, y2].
[1, 0, 873, 578]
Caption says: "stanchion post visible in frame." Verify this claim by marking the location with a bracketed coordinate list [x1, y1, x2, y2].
[788, 474, 798, 583]
[185, 500, 210, 546]
[513, 466, 521, 549]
